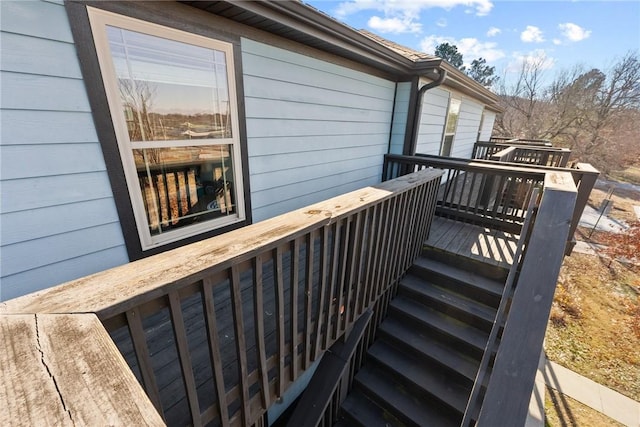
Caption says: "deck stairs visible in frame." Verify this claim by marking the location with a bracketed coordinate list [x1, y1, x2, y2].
[337, 250, 509, 426]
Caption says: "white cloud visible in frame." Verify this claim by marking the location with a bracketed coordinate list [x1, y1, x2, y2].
[487, 26, 501, 37]
[507, 49, 555, 72]
[553, 39, 562, 45]
[436, 18, 448, 27]
[368, 15, 422, 33]
[558, 22, 591, 42]
[335, 0, 494, 18]
[420, 35, 505, 63]
[521, 25, 545, 43]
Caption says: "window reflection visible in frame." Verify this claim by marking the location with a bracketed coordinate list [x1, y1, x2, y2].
[107, 26, 232, 142]
[134, 146, 235, 235]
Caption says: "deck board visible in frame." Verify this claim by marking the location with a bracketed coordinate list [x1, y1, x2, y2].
[426, 217, 519, 269]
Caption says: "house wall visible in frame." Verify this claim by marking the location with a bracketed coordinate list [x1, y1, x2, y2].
[241, 38, 396, 222]
[388, 81, 411, 155]
[0, 0, 129, 301]
[0, 1, 497, 301]
[414, 84, 491, 159]
[450, 97, 484, 159]
[479, 111, 497, 141]
[414, 86, 450, 155]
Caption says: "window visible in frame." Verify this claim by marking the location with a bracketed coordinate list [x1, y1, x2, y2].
[88, 8, 245, 250]
[440, 97, 461, 157]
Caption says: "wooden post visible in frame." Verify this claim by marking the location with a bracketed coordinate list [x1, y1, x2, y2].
[565, 163, 599, 254]
[476, 172, 577, 426]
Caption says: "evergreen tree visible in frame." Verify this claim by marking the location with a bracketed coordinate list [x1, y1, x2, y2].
[435, 42, 464, 70]
[467, 58, 498, 88]
[434, 43, 498, 87]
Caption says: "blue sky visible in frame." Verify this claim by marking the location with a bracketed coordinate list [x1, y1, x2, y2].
[306, 0, 640, 83]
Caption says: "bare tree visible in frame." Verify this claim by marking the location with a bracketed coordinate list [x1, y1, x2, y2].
[495, 55, 549, 139]
[495, 51, 640, 173]
[118, 78, 158, 142]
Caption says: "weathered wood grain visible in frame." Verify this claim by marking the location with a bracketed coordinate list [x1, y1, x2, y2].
[0, 314, 164, 426]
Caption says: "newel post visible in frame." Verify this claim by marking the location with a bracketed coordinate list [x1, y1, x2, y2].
[476, 171, 577, 426]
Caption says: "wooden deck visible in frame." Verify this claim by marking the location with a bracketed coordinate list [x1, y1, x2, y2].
[425, 216, 519, 270]
[105, 216, 520, 426]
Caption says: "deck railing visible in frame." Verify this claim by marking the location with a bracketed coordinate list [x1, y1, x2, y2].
[384, 154, 598, 254]
[477, 171, 577, 426]
[383, 154, 579, 426]
[473, 142, 571, 167]
[1, 169, 443, 427]
[384, 154, 546, 234]
[488, 136, 552, 146]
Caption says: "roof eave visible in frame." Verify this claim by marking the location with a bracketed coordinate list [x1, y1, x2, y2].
[218, 1, 418, 75]
[439, 62, 504, 112]
[186, 1, 503, 109]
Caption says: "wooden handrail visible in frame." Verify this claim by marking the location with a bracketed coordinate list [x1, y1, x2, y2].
[0, 313, 164, 426]
[460, 188, 539, 427]
[490, 146, 517, 162]
[474, 142, 571, 167]
[477, 171, 577, 426]
[1, 168, 444, 427]
[487, 137, 552, 147]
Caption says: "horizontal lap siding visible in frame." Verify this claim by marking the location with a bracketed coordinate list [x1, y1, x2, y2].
[480, 111, 496, 141]
[389, 82, 411, 155]
[451, 98, 483, 159]
[0, 0, 128, 301]
[415, 87, 449, 155]
[242, 38, 395, 222]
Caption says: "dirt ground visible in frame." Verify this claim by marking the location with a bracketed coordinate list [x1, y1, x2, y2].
[544, 179, 640, 412]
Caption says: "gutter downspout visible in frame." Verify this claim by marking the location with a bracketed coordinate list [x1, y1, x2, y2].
[408, 69, 447, 155]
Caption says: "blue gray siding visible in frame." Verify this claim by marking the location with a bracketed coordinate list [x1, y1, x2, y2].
[414, 86, 449, 155]
[451, 98, 484, 158]
[0, 1, 497, 301]
[479, 111, 496, 141]
[0, 0, 128, 301]
[388, 82, 411, 155]
[241, 38, 396, 222]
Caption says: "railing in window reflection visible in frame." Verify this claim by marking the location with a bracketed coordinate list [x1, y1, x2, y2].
[135, 145, 236, 235]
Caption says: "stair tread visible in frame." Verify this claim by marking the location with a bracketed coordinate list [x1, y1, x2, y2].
[341, 388, 406, 427]
[379, 316, 478, 381]
[355, 364, 458, 427]
[390, 295, 488, 350]
[412, 256, 504, 296]
[368, 340, 469, 413]
[400, 274, 497, 324]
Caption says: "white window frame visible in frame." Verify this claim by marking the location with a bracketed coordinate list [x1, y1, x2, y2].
[440, 96, 461, 157]
[88, 7, 246, 250]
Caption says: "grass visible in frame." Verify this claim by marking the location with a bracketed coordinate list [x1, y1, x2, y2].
[545, 181, 640, 406]
[545, 252, 640, 401]
[544, 386, 625, 427]
[609, 166, 640, 186]
[588, 183, 640, 224]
